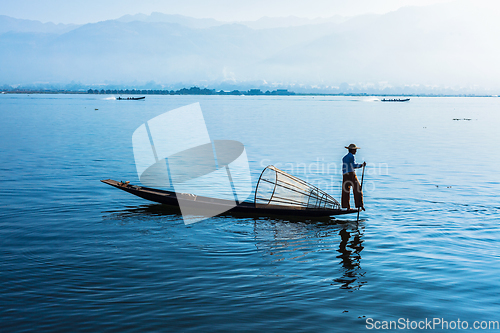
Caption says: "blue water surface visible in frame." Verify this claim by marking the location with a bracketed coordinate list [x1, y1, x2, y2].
[1, 94, 499, 332]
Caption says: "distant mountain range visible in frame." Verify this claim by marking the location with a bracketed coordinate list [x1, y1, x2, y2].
[116, 12, 347, 30]
[0, 15, 80, 34]
[1, 1, 499, 94]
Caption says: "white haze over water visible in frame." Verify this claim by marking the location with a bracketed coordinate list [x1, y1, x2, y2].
[1, 0, 500, 93]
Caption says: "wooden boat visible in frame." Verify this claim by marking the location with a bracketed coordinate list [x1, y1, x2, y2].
[381, 98, 410, 102]
[101, 179, 358, 217]
[117, 96, 145, 100]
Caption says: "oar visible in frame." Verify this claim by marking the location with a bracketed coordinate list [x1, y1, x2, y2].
[356, 164, 366, 224]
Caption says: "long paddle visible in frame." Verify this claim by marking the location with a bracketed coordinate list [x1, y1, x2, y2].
[356, 164, 366, 224]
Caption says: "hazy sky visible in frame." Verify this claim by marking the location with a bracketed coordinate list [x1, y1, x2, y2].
[1, 0, 456, 24]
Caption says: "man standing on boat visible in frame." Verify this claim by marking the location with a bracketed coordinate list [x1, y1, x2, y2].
[342, 144, 366, 210]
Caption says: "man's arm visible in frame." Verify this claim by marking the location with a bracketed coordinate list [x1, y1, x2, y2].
[353, 157, 366, 169]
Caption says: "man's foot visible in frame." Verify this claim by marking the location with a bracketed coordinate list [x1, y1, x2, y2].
[356, 206, 365, 211]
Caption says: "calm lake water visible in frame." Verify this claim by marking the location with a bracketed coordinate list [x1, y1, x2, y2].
[1, 94, 500, 332]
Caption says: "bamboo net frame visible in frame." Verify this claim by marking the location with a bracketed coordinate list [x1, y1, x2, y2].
[254, 165, 340, 210]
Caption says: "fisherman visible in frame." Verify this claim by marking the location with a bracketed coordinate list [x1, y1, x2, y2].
[342, 143, 366, 210]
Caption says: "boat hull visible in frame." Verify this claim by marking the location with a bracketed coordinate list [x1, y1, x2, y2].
[117, 96, 145, 100]
[381, 98, 410, 102]
[101, 179, 358, 217]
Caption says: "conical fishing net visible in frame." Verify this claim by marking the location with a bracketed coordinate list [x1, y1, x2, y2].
[255, 165, 340, 210]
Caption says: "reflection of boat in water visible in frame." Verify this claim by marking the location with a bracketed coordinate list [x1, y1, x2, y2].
[381, 98, 410, 102]
[101, 166, 358, 217]
[104, 202, 367, 291]
[252, 218, 366, 290]
[117, 96, 145, 100]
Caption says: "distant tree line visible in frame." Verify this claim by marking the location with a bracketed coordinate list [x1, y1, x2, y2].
[86, 86, 295, 96]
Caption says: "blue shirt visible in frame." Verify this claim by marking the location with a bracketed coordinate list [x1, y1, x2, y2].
[342, 152, 363, 174]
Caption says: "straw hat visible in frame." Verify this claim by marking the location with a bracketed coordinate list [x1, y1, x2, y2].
[345, 143, 360, 150]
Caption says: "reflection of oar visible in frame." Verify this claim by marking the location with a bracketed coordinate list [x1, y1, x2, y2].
[356, 164, 366, 224]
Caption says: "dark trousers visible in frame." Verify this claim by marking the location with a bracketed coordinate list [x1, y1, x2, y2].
[342, 172, 363, 209]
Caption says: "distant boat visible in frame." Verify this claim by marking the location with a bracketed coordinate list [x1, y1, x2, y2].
[117, 96, 145, 100]
[381, 98, 410, 102]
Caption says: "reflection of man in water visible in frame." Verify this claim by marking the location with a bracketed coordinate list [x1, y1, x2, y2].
[338, 229, 355, 270]
[336, 227, 365, 290]
[341, 143, 366, 210]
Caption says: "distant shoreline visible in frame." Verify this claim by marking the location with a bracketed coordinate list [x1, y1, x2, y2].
[0, 87, 497, 98]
